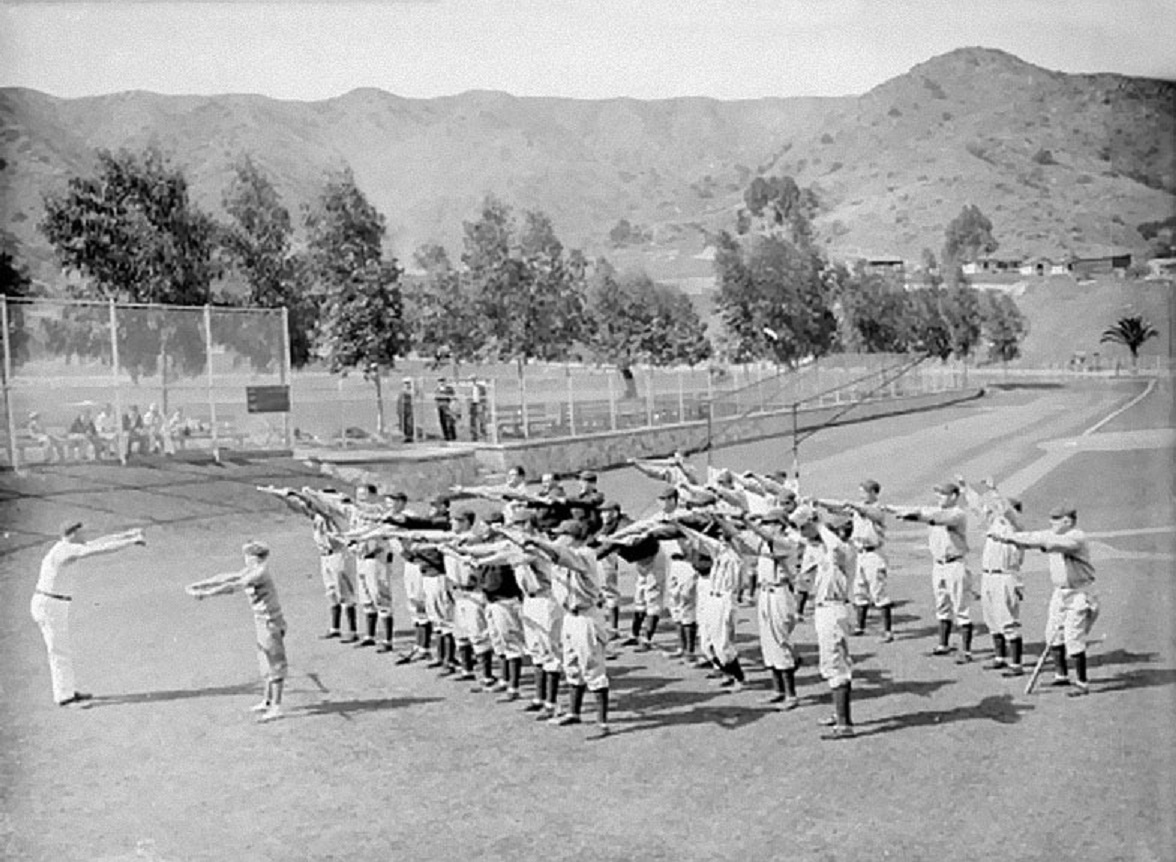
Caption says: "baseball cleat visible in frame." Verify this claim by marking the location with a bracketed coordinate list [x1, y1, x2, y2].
[1049, 676, 1071, 687]
[851, 628, 866, 637]
[817, 713, 838, 727]
[522, 701, 545, 712]
[820, 725, 856, 741]
[983, 659, 1008, 670]
[955, 652, 974, 665]
[879, 632, 895, 643]
[663, 648, 686, 659]
[249, 701, 271, 713]
[621, 636, 640, 647]
[779, 697, 799, 712]
[354, 637, 376, 649]
[498, 689, 521, 703]
[376, 642, 394, 654]
[1001, 666, 1025, 677]
[339, 633, 358, 644]
[552, 713, 582, 727]
[931, 645, 954, 656]
[255, 705, 283, 723]
[595, 723, 611, 737]
[319, 630, 342, 640]
[763, 693, 788, 705]
[1066, 683, 1091, 697]
[58, 692, 94, 707]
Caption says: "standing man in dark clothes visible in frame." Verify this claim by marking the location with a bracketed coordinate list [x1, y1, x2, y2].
[435, 378, 458, 441]
[397, 378, 415, 443]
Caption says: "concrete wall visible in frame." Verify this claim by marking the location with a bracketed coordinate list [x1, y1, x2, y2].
[475, 387, 985, 478]
[303, 387, 983, 496]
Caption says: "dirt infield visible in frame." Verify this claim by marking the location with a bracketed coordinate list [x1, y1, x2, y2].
[1, 378, 1172, 862]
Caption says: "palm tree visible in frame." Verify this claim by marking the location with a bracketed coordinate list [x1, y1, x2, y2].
[1099, 315, 1159, 372]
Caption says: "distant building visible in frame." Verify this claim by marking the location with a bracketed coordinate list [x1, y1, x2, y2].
[1070, 250, 1132, 279]
[1145, 257, 1176, 280]
[962, 256, 1022, 275]
[863, 256, 906, 275]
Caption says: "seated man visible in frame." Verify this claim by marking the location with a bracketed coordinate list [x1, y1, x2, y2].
[67, 409, 103, 461]
[26, 412, 66, 463]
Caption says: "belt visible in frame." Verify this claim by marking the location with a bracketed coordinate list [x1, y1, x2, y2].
[35, 589, 72, 602]
[816, 599, 849, 607]
[935, 556, 963, 564]
[761, 582, 793, 592]
[983, 569, 1011, 575]
[856, 544, 881, 552]
[670, 554, 687, 561]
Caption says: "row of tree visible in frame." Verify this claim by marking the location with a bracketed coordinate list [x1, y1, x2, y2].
[7, 146, 1030, 430]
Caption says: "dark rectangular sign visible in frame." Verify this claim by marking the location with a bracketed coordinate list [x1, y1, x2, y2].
[246, 385, 291, 413]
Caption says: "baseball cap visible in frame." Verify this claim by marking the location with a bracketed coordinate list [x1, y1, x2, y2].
[242, 540, 270, 558]
[554, 519, 587, 539]
[431, 495, 451, 508]
[657, 486, 679, 500]
[861, 479, 881, 494]
[601, 500, 620, 513]
[1048, 502, 1077, 520]
[776, 487, 797, 502]
[579, 470, 598, 482]
[60, 520, 84, 538]
[385, 490, 408, 502]
[933, 481, 960, 496]
[509, 508, 534, 525]
[790, 505, 818, 527]
[1007, 496, 1023, 512]
[486, 512, 505, 525]
[759, 508, 790, 524]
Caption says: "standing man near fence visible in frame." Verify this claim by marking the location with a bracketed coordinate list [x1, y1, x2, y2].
[397, 378, 415, 443]
[435, 377, 458, 442]
[31, 522, 146, 705]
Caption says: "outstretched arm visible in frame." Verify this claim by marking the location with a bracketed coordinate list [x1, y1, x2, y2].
[76, 529, 146, 559]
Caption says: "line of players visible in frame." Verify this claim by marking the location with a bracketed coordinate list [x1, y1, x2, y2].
[260, 453, 1099, 740]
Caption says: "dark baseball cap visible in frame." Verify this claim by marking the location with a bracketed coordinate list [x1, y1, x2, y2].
[59, 520, 84, 538]
[933, 481, 960, 495]
[861, 479, 881, 494]
[657, 486, 679, 500]
[601, 500, 620, 512]
[554, 519, 587, 539]
[579, 470, 598, 482]
[385, 490, 408, 502]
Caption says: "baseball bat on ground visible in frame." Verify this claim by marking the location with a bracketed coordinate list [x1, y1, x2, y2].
[1025, 631, 1105, 695]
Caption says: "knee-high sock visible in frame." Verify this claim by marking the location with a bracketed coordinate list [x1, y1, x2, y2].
[460, 642, 475, 673]
[770, 668, 785, 694]
[610, 606, 620, 631]
[642, 614, 660, 640]
[880, 605, 893, 633]
[630, 611, 646, 639]
[345, 606, 358, 634]
[328, 603, 342, 632]
[938, 619, 952, 647]
[422, 622, 433, 650]
[381, 615, 394, 644]
[508, 657, 523, 690]
[365, 611, 378, 639]
[686, 623, 698, 653]
[855, 604, 868, 631]
[595, 688, 609, 725]
[546, 671, 560, 707]
[1009, 637, 1023, 667]
[723, 657, 745, 682]
[533, 667, 547, 701]
[833, 682, 852, 727]
[783, 668, 797, 698]
[480, 649, 495, 680]
[1073, 650, 1087, 683]
[992, 633, 1007, 658]
[961, 623, 974, 653]
[796, 591, 809, 617]
[1051, 644, 1068, 677]
[570, 684, 586, 717]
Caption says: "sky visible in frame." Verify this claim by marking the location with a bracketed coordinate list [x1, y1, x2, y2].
[1, 0, 1174, 102]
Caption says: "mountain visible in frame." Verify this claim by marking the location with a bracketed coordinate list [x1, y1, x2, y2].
[1, 47, 1173, 287]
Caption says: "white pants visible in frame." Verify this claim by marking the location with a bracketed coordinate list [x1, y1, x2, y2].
[31, 594, 75, 703]
[757, 585, 798, 670]
[815, 602, 853, 688]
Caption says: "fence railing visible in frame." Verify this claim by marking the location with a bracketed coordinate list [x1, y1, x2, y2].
[2, 296, 290, 469]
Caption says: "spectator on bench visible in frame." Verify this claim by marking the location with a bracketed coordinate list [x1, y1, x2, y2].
[67, 409, 107, 461]
[27, 412, 66, 463]
[94, 404, 119, 459]
[123, 405, 149, 457]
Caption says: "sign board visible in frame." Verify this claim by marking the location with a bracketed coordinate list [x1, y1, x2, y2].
[245, 385, 291, 413]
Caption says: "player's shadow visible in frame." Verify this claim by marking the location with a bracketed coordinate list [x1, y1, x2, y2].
[85, 681, 261, 707]
[847, 667, 957, 703]
[296, 695, 444, 719]
[605, 688, 778, 737]
[850, 693, 1034, 737]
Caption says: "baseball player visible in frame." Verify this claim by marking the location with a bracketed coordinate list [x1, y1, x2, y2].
[815, 479, 893, 642]
[988, 502, 1100, 695]
[677, 514, 750, 690]
[484, 510, 566, 717]
[259, 485, 358, 643]
[593, 501, 633, 640]
[525, 520, 611, 736]
[443, 510, 497, 688]
[470, 540, 528, 701]
[791, 505, 857, 740]
[385, 495, 454, 666]
[742, 506, 802, 707]
[888, 481, 974, 660]
[310, 483, 394, 652]
[187, 540, 287, 723]
[957, 476, 1026, 675]
[571, 470, 605, 534]
[31, 521, 146, 706]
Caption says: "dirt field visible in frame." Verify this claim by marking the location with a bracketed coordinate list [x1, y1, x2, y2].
[1, 377, 1172, 862]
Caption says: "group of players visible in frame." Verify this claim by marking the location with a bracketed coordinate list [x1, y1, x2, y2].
[248, 452, 1100, 739]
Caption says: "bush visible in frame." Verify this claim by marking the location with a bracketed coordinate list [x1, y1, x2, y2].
[1032, 148, 1057, 165]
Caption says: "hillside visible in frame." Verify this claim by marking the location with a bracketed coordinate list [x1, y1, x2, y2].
[1, 47, 1173, 287]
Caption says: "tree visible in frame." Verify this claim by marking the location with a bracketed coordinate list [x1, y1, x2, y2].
[586, 261, 711, 397]
[979, 291, 1028, 364]
[740, 174, 818, 247]
[404, 243, 487, 372]
[38, 146, 219, 408]
[833, 262, 909, 353]
[304, 167, 406, 435]
[462, 197, 588, 366]
[713, 231, 837, 366]
[0, 249, 36, 375]
[942, 204, 998, 269]
[217, 155, 318, 369]
[1100, 315, 1159, 371]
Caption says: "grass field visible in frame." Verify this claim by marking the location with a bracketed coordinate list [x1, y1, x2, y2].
[1, 377, 1173, 862]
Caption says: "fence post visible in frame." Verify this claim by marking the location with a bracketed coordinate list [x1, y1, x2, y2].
[677, 367, 686, 423]
[1, 297, 17, 471]
[706, 366, 714, 416]
[280, 306, 292, 449]
[487, 378, 500, 445]
[109, 299, 127, 465]
[566, 365, 576, 437]
[606, 371, 618, 431]
[518, 362, 530, 440]
[644, 365, 654, 427]
[204, 305, 219, 462]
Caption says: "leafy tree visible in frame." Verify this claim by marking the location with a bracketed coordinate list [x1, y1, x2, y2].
[38, 146, 219, 408]
[713, 231, 837, 366]
[941, 284, 984, 360]
[834, 262, 909, 353]
[462, 197, 588, 367]
[900, 288, 954, 360]
[1100, 315, 1159, 371]
[0, 249, 36, 375]
[404, 243, 487, 372]
[942, 204, 998, 268]
[217, 155, 318, 369]
[304, 167, 406, 435]
[979, 291, 1028, 364]
[740, 175, 818, 246]
[586, 260, 711, 397]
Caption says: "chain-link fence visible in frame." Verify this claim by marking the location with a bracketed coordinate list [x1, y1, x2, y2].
[1, 297, 290, 468]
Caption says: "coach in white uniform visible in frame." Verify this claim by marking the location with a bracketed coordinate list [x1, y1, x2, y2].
[31, 521, 145, 705]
